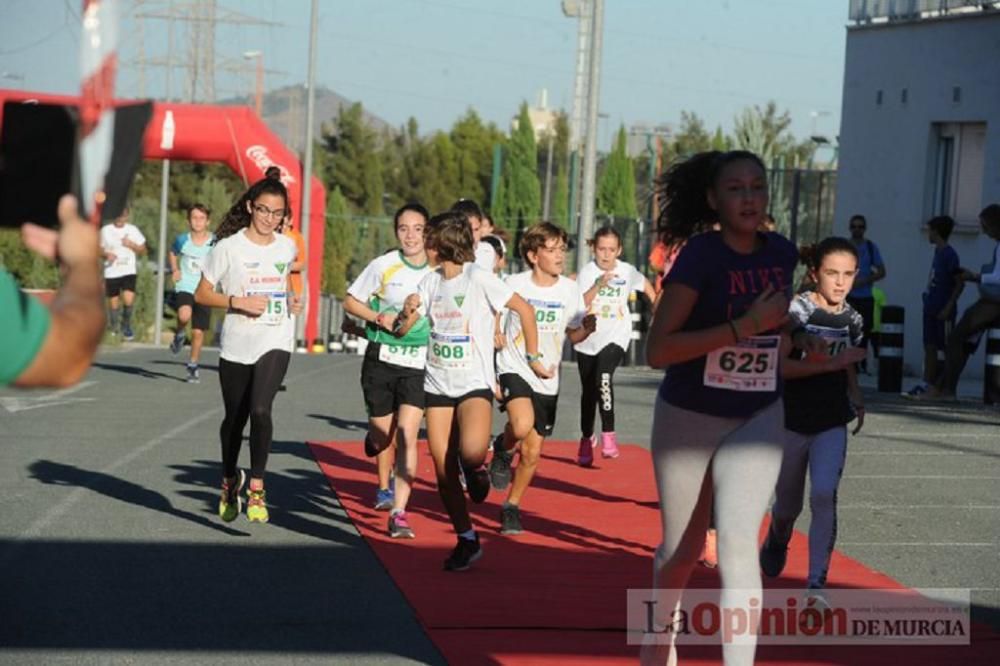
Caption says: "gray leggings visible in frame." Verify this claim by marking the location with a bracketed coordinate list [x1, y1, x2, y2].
[769, 426, 847, 589]
[647, 397, 784, 666]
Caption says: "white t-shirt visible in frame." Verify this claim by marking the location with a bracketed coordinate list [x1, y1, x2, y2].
[474, 241, 497, 271]
[497, 271, 586, 395]
[417, 263, 514, 397]
[347, 249, 432, 366]
[348, 250, 431, 314]
[100, 223, 147, 279]
[573, 259, 647, 355]
[201, 229, 298, 365]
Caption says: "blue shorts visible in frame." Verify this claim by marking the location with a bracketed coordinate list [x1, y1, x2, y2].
[922, 305, 953, 350]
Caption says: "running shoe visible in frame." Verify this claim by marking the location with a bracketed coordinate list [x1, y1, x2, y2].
[577, 435, 595, 467]
[374, 487, 394, 511]
[759, 528, 788, 577]
[443, 534, 482, 572]
[902, 383, 928, 399]
[185, 363, 200, 384]
[388, 511, 415, 539]
[499, 503, 523, 535]
[699, 528, 718, 568]
[800, 587, 832, 631]
[600, 432, 620, 459]
[218, 469, 246, 522]
[122, 324, 135, 341]
[246, 488, 269, 523]
[488, 434, 514, 490]
[463, 464, 490, 503]
[170, 331, 185, 354]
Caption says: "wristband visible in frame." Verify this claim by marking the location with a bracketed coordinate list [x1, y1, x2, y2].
[525, 352, 543, 363]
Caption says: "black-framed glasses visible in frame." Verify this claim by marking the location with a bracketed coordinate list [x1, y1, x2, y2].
[253, 204, 287, 220]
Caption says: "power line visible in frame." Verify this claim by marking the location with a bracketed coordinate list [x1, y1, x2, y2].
[0, 22, 70, 55]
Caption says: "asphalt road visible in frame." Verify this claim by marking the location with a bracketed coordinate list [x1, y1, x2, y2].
[0, 346, 996, 663]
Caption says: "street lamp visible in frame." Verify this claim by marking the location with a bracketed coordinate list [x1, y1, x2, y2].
[242, 51, 264, 116]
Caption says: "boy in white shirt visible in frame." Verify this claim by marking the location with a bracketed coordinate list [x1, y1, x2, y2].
[100, 207, 147, 340]
[489, 222, 596, 535]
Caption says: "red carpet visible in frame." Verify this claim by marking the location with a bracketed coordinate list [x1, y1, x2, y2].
[308, 440, 999, 665]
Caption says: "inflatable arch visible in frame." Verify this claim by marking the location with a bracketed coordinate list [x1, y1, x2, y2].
[0, 89, 326, 345]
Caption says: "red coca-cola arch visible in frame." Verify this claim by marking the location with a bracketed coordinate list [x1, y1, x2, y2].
[0, 89, 326, 346]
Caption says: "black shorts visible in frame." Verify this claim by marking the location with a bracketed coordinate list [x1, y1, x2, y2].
[498, 372, 558, 437]
[105, 274, 137, 297]
[175, 291, 211, 330]
[360, 343, 425, 418]
[424, 388, 494, 409]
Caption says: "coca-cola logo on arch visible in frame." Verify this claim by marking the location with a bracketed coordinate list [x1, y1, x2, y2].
[246, 145, 296, 186]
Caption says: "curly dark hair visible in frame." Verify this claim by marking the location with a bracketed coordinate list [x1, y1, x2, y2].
[214, 178, 289, 243]
[654, 150, 767, 244]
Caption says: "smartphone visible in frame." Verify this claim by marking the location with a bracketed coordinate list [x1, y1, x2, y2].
[0, 101, 80, 229]
[0, 100, 152, 228]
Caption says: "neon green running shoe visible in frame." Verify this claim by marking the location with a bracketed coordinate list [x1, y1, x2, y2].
[246, 488, 269, 523]
[218, 469, 246, 522]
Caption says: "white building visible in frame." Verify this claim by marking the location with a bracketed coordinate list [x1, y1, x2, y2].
[835, 0, 1000, 378]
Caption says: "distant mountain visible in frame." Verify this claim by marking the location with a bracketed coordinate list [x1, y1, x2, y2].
[219, 84, 394, 155]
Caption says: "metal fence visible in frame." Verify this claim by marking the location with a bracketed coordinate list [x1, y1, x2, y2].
[849, 0, 1000, 23]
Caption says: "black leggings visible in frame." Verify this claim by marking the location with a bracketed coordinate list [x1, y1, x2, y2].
[577, 344, 626, 437]
[219, 349, 290, 479]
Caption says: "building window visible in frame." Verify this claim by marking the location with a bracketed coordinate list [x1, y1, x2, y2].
[953, 86, 961, 103]
[876, 90, 883, 105]
[931, 122, 987, 224]
[901, 88, 908, 104]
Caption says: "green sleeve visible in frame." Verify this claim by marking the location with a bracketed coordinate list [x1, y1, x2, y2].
[0, 271, 52, 384]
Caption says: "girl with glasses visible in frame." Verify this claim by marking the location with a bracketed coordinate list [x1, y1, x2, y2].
[195, 177, 302, 524]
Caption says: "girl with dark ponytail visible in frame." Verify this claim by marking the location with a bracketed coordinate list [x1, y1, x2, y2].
[640, 150, 821, 665]
[195, 177, 302, 524]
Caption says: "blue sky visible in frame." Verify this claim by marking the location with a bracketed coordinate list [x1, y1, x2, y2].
[1, 0, 848, 148]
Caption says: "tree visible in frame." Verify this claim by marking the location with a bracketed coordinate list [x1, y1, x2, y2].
[731, 102, 813, 236]
[494, 103, 541, 232]
[732, 101, 814, 168]
[323, 187, 354, 298]
[411, 131, 462, 214]
[450, 109, 504, 207]
[711, 126, 731, 152]
[665, 111, 712, 165]
[322, 102, 385, 216]
[597, 126, 638, 219]
[551, 163, 569, 228]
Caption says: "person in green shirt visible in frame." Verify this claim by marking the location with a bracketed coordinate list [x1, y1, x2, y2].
[2, 195, 105, 387]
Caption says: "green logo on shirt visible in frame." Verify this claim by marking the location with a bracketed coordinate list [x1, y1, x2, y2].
[454, 295, 465, 307]
[274, 262, 287, 274]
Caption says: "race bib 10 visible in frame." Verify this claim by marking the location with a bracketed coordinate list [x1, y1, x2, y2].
[703, 335, 780, 392]
[379, 343, 426, 370]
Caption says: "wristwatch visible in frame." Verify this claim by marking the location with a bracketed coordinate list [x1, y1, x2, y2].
[525, 352, 544, 363]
